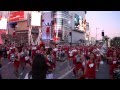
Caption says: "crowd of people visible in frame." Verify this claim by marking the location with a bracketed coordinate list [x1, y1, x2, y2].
[0, 40, 120, 79]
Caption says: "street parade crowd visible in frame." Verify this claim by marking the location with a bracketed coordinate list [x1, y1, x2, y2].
[0, 40, 120, 79]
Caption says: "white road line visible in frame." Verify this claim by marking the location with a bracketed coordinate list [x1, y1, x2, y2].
[57, 68, 74, 79]
[59, 60, 67, 66]
[24, 73, 29, 79]
[8, 62, 12, 64]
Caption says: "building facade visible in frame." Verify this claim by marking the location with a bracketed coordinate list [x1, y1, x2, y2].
[0, 11, 88, 45]
[68, 11, 87, 43]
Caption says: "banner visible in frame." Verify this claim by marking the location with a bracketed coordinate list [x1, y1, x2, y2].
[9, 11, 24, 22]
[0, 17, 7, 29]
[31, 11, 42, 26]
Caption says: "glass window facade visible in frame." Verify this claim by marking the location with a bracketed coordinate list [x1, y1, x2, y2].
[52, 11, 70, 40]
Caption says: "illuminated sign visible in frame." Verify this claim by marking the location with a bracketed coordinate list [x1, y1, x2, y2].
[9, 11, 24, 22]
[74, 14, 85, 32]
[31, 11, 42, 26]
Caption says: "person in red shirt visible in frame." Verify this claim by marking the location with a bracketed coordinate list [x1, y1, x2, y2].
[39, 46, 46, 55]
[39, 39, 45, 49]
[96, 51, 102, 71]
[31, 45, 37, 60]
[45, 48, 55, 79]
[109, 51, 118, 79]
[73, 50, 84, 78]
[19, 47, 25, 75]
[84, 52, 96, 79]
[13, 48, 20, 79]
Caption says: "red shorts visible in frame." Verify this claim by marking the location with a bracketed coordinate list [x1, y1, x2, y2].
[20, 57, 25, 63]
[14, 61, 20, 69]
[8, 54, 10, 60]
[75, 63, 83, 70]
[85, 73, 96, 79]
[85, 68, 96, 79]
[110, 64, 117, 75]
[68, 56, 73, 60]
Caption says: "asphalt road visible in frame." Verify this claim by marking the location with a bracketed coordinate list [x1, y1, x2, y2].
[1, 58, 110, 79]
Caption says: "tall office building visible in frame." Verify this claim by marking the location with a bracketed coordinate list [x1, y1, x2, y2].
[51, 11, 70, 41]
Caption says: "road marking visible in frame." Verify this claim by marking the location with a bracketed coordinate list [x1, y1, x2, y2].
[24, 73, 29, 79]
[57, 68, 74, 79]
[8, 62, 12, 64]
[59, 60, 67, 66]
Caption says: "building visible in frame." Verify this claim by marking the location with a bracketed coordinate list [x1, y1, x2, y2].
[51, 11, 70, 42]
[85, 22, 90, 45]
[68, 11, 87, 44]
[0, 11, 88, 45]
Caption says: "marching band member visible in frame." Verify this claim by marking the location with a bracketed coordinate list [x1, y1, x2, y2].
[84, 52, 96, 79]
[19, 47, 25, 75]
[45, 49, 55, 79]
[73, 50, 84, 78]
[61, 48, 66, 61]
[31, 45, 37, 60]
[13, 48, 20, 79]
[25, 52, 31, 67]
[46, 49, 56, 70]
[96, 50, 102, 71]
[9, 45, 16, 62]
[68, 48, 74, 61]
[109, 51, 118, 79]
[39, 39, 45, 49]
[53, 47, 58, 62]
[67, 48, 74, 69]
[39, 46, 46, 55]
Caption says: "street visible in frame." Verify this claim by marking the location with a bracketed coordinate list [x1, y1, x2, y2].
[1, 58, 110, 79]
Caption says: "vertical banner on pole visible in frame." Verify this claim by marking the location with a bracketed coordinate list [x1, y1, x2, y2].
[31, 11, 42, 45]
[31, 11, 41, 26]
[0, 14, 8, 45]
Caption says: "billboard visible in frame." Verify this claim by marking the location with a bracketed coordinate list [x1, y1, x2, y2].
[31, 11, 42, 26]
[0, 17, 7, 29]
[9, 11, 24, 22]
[74, 14, 85, 32]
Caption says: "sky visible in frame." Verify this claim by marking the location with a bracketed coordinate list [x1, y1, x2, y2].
[86, 11, 120, 40]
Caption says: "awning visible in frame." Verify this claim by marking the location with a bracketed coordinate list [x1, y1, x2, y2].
[8, 22, 17, 28]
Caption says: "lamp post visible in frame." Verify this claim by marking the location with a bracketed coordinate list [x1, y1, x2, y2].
[96, 28, 99, 43]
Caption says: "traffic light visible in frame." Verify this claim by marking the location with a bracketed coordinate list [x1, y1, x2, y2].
[102, 31, 104, 36]
[69, 32, 72, 36]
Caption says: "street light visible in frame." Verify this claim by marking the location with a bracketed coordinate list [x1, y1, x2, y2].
[96, 28, 99, 41]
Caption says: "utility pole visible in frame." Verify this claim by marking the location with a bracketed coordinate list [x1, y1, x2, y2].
[96, 28, 99, 43]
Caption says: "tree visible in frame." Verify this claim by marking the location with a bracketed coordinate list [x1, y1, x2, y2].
[110, 37, 120, 47]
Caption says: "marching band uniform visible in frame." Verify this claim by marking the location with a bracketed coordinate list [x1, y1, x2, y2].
[85, 59, 96, 79]
[31, 45, 37, 60]
[73, 53, 84, 77]
[109, 57, 118, 79]
[13, 51, 20, 70]
[46, 54, 56, 70]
